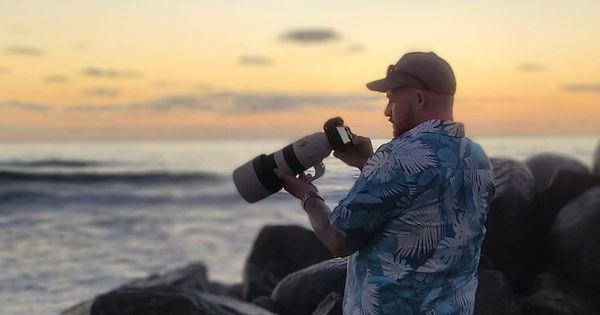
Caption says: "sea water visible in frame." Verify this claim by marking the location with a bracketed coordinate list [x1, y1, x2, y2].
[0, 136, 598, 315]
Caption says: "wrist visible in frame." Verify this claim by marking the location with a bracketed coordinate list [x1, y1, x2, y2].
[301, 190, 324, 210]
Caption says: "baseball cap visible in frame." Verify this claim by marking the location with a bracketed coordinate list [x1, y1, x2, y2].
[366, 52, 456, 95]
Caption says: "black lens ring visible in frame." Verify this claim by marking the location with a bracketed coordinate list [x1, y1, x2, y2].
[282, 144, 305, 174]
[252, 154, 282, 192]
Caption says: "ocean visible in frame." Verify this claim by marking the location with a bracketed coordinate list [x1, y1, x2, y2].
[1, 136, 598, 315]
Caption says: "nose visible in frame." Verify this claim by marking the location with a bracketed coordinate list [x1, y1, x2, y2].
[384, 101, 392, 118]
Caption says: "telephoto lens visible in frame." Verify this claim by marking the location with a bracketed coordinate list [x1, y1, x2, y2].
[232, 117, 353, 203]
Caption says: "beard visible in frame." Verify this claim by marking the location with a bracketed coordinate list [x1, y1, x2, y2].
[392, 115, 416, 137]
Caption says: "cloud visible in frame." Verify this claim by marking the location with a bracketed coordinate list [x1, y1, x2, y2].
[239, 55, 273, 66]
[345, 44, 365, 53]
[66, 92, 379, 114]
[82, 67, 140, 78]
[2, 100, 51, 111]
[64, 104, 122, 112]
[155, 79, 174, 88]
[517, 63, 546, 72]
[66, 95, 215, 112]
[7, 24, 27, 35]
[280, 28, 341, 44]
[561, 83, 600, 94]
[194, 82, 214, 92]
[131, 95, 216, 111]
[6, 46, 43, 56]
[85, 87, 120, 98]
[5, 91, 381, 114]
[218, 92, 377, 114]
[74, 41, 89, 50]
[43, 74, 69, 83]
[0, 67, 9, 74]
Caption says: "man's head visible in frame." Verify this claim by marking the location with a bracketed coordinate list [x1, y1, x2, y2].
[367, 52, 456, 137]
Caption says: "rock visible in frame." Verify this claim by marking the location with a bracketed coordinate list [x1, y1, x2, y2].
[251, 296, 276, 313]
[207, 281, 243, 299]
[594, 140, 600, 176]
[521, 273, 598, 315]
[550, 187, 600, 292]
[125, 262, 210, 292]
[484, 158, 542, 292]
[536, 170, 600, 232]
[526, 153, 588, 192]
[474, 269, 521, 315]
[271, 257, 347, 315]
[525, 154, 597, 235]
[242, 225, 333, 301]
[61, 262, 213, 315]
[61, 300, 93, 315]
[90, 285, 275, 315]
[312, 292, 342, 315]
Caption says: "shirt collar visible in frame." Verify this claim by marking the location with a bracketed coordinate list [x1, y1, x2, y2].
[401, 119, 465, 138]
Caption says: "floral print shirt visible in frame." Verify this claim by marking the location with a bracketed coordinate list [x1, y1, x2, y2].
[329, 119, 495, 315]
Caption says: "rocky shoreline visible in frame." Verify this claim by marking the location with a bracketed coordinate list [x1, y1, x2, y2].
[63, 145, 600, 315]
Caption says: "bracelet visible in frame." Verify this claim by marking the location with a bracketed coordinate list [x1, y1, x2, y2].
[301, 190, 324, 210]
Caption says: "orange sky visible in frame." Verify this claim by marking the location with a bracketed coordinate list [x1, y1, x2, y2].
[1, 0, 599, 142]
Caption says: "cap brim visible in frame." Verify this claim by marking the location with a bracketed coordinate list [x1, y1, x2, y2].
[366, 73, 421, 92]
[366, 78, 395, 92]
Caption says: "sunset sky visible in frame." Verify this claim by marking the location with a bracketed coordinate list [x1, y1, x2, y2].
[1, 0, 599, 141]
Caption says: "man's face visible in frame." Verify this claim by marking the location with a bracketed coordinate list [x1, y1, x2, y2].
[385, 87, 418, 137]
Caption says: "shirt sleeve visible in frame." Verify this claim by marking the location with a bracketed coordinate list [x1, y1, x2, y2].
[329, 143, 439, 248]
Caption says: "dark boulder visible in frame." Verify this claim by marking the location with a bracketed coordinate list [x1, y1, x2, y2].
[521, 273, 598, 315]
[251, 296, 276, 313]
[271, 257, 347, 315]
[311, 292, 342, 315]
[90, 285, 275, 315]
[536, 170, 600, 232]
[61, 262, 214, 315]
[550, 187, 600, 292]
[484, 158, 542, 292]
[207, 281, 243, 299]
[474, 269, 521, 315]
[125, 262, 210, 292]
[61, 300, 94, 315]
[526, 153, 589, 192]
[242, 225, 333, 301]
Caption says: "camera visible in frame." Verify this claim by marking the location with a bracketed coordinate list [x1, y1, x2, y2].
[233, 117, 353, 203]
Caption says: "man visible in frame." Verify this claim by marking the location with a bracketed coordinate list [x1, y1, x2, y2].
[274, 52, 495, 314]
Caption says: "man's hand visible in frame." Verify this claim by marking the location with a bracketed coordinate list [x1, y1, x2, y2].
[273, 168, 318, 199]
[333, 133, 374, 170]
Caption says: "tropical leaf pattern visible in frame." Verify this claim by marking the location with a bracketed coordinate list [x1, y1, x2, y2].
[390, 138, 438, 175]
[329, 119, 494, 315]
[392, 203, 443, 258]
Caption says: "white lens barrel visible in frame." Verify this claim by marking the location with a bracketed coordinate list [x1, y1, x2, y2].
[232, 132, 333, 203]
[232, 159, 272, 203]
[292, 133, 332, 172]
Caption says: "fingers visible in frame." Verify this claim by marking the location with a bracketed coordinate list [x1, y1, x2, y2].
[354, 135, 367, 142]
[298, 172, 314, 183]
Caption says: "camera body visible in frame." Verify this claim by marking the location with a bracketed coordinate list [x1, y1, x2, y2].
[232, 117, 353, 203]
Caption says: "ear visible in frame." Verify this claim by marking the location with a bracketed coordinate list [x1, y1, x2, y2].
[415, 90, 426, 109]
